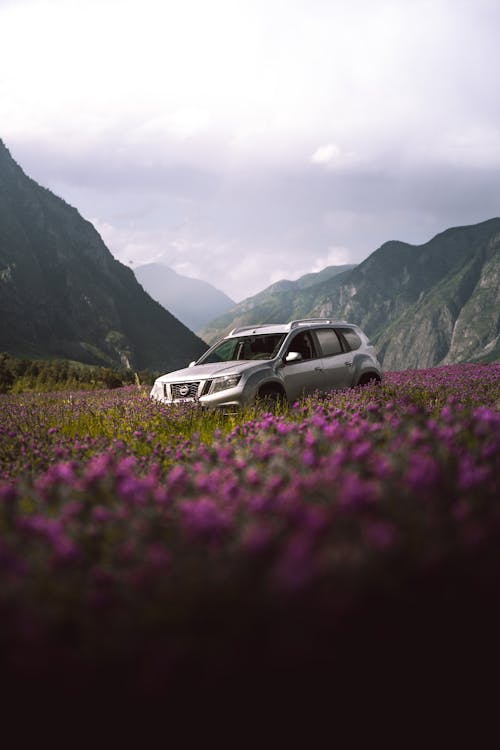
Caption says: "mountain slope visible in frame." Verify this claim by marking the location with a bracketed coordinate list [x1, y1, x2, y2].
[0, 140, 207, 371]
[199, 265, 356, 343]
[370, 244, 497, 367]
[202, 220, 500, 368]
[134, 263, 235, 332]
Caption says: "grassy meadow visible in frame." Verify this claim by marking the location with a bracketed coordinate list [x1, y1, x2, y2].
[1, 362, 499, 725]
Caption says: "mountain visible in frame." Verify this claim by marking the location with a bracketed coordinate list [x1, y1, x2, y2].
[0, 140, 207, 372]
[201, 220, 500, 369]
[347, 222, 500, 368]
[199, 265, 356, 343]
[134, 263, 235, 332]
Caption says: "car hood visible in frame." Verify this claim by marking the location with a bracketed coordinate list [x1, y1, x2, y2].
[156, 360, 266, 382]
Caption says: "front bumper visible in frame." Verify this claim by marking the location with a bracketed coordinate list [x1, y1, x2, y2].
[150, 379, 254, 409]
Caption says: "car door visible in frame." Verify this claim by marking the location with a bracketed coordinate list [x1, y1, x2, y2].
[313, 328, 354, 391]
[281, 330, 324, 401]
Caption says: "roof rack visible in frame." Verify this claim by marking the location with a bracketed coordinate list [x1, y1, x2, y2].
[228, 319, 350, 336]
[289, 318, 348, 329]
[228, 323, 284, 336]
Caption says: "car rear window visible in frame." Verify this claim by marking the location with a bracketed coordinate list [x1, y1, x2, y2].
[315, 328, 343, 356]
[336, 327, 362, 351]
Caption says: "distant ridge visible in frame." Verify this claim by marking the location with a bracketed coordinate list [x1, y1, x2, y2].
[0, 139, 207, 371]
[134, 263, 235, 332]
[202, 220, 500, 368]
[199, 264, 356, 343]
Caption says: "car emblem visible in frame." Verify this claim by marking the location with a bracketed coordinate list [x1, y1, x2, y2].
[179, 384, 190, 397]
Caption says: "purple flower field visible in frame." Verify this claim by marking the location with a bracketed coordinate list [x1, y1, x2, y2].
[1, 362, 499, 725]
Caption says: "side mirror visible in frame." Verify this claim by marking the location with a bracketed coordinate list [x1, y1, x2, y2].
[284, 351, 302, 363]
[188, 361, 196, 368]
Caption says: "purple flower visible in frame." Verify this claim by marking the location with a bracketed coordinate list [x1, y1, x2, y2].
[168, 465, 188, 489]
[407, 453, 440, 492]
[458, 457, 490, 490]
[180, 497, 231, 540]
[339, 474, 377, 509]
[302, 449, 317, 467]
[245, 467, 261, 485]
[84, 453, 114, 483]
[92, 505, 112, 522]
[351, 441, 371, 461]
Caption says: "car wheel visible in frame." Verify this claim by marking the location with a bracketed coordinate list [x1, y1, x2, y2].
[257, 386, 285, 413]
[357, 373, 381, 387]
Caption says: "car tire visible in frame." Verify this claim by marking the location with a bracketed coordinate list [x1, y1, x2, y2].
[257, 385, 285, 413]
[357, 373, 381, 387]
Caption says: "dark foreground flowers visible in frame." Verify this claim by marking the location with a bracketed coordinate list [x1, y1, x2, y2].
[0, 363, 499, 726]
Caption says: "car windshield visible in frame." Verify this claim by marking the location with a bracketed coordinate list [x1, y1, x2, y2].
[198, 333, 286, 364]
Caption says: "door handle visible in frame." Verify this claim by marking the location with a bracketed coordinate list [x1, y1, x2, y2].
[314, 367, 324, 372]
[344, 361, 353, 367]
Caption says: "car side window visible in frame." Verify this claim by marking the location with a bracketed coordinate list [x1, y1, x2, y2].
[286, 331, 318, 360]
[315, 328, 343, 356]
[336, 327, 362, 351]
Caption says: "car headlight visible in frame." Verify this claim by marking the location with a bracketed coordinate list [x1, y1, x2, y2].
[150, 381, 161, 399]
[210, 374, 241, 394]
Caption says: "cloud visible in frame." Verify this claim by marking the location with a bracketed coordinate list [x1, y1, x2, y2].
[84, 157, 499, 302]
[2, 0, 500, 301]
[3, 0, 500, 177]
[311, 144, 340, 165]
[136, 110, 212, 141]
[309, 247, 351, 273]
[310, 143, 361, 171]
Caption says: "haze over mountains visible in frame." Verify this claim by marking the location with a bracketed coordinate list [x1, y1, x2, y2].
[0, 139, 206, 372]
[134, 263, 235, 332]
[202, 220, 500, 369]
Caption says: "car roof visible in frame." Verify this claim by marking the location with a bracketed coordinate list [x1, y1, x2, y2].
[227, 318, 351, 337]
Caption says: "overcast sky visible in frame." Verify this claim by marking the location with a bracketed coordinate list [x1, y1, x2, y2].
[1, 0, 499, 301]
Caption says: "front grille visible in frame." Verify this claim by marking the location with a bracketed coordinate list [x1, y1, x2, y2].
[170, 381, 201, 400]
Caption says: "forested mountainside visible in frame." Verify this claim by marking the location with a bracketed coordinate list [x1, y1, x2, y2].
[0, 139, 207, 371]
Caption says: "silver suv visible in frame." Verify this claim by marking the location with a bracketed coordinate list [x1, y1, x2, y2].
[150, 319, 382, 409]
